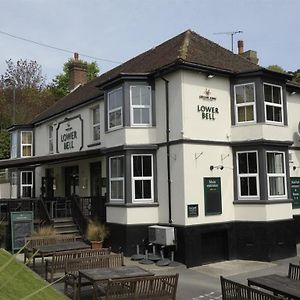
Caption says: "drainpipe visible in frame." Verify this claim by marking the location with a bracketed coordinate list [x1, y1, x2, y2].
[160, 77, 173, 225]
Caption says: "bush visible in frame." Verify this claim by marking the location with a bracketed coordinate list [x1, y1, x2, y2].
[86, 221, 109, 242]
[32, 225, 56, 236]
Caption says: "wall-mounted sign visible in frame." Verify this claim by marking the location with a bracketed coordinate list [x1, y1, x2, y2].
[56, 115, 83, 153]
[204, 177, 222, 215]
[291, 177, 300, 208]
[199, 88, 216, 101]
[197, 105, 219, 120]
[187, 204, 199, 217]
[11, 211, 33, 253]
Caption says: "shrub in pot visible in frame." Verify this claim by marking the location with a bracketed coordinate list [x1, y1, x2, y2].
[86, 220, 109, 249]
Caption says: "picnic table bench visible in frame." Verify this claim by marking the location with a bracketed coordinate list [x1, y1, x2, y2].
[45, 247, 111, 282]
[24, 234, 76, 267]
[65, 253, 124, 300]
[220, 276, 281, 300]
[103, 273, 179, 300]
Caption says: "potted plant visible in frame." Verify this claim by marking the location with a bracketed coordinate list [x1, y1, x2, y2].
[86, 220, 109, 249]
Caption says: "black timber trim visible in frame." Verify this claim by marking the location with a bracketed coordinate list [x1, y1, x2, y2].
[106, 203, 159, 208]
[103, 144, 158, 154]
[87, 141, 101, 148]
[231, 139, 293, 147]
[233, 199, 293, 204]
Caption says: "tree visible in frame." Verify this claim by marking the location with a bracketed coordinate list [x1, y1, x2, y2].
[267, 65, 287, 74]
[0, 130, 10, 159]
[50, 59, 99, 98]
[291, 69, 300, 84]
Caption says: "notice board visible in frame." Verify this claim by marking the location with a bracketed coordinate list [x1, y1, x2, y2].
[11, 211, 34, 253]
[291, 177, 300, 208]
[204, 177, 222, 216]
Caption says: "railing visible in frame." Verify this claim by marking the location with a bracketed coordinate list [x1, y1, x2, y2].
[37, 198, 53, 226]
[79, 196, 106, 222]
[71, 196, 89, 237]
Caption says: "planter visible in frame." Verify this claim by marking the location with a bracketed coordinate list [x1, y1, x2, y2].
[90, 240, 103, 249]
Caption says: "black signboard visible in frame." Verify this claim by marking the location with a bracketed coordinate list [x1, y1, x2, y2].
[291, 177, 300, 208]
[11, 211, 33, 252]
[187, 204, 199, 217]
[204, 177, 222, 215]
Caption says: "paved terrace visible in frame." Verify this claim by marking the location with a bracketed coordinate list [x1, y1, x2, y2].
[16, 245, 300, 300]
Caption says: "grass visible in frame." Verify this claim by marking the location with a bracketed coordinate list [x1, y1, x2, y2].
[0, 248, 66, 300]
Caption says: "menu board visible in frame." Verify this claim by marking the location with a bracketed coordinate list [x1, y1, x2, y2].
[291, 177, 300, 208]
[204, 177, 222, 215]
[11, 211, 33, 252]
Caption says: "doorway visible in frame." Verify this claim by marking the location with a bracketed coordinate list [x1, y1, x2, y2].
[64, 166, 79, 197]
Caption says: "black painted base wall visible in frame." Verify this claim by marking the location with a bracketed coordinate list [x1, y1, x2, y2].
[106, 219, 297, 268]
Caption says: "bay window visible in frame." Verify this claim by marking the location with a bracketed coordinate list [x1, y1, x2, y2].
[131, 154, 153, 202]
[234, 83, 256, 123]
[264, 83, 283, 123]
[237, 151, 259, 199]
[109, 156, 124, 201]
[130, 86, 152, 126]
[108, 88, 123, 130]
[266, 151, 286, 199]
[21, 131, 32, 157]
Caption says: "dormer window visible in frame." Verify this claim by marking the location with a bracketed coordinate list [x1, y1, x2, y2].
[234, 83, 256, 124]
[264, 83, 283, 124]
[21, 131, 33, 157]
[130, 86, 152, 126]
[108, 88, 123, 130]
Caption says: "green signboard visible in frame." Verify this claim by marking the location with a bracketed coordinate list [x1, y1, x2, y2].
[11, 211, 34, 253]
[291, 177, 300, 208]
[204, 177, 222, 216]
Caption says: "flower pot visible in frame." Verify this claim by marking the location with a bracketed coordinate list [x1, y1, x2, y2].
[90, 240, 103, 249]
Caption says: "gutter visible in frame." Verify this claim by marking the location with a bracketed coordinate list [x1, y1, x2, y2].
[160, 76, 173, 225]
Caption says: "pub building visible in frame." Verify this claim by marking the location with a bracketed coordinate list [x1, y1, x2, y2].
[1, 30, 300, 267]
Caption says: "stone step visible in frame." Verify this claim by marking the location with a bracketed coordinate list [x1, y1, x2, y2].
[53, 217, 73, 223]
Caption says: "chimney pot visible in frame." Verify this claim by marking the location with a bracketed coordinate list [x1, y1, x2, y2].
[74, 52, 79, 61]
[238, 40, 244, 54]
[68, 53, 87, 91]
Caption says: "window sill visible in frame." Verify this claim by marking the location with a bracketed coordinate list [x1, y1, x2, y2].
[233, 199, 293, 205]
[87, 141, 101, 148]
[106, 202, 159, 208]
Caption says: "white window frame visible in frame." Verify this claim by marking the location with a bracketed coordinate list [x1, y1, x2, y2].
[48, 125, 53, 154]
[20, 171, 33, 198]
[91, 105, 100, 142]
[130, 85, 152, 126]
[21, 131, 33, 157]
[236, 150, 260, 200]
[263, 83, 283, 124]
[131, 154, 154, 203]
[234, 83, 256, 124]
[266, 151, 287, 200]
[109, 155, 124, 202]
[11, 131, 17, 158]
[107, 87, 123, 130]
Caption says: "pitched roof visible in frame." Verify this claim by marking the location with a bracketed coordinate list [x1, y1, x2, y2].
[31, 29, 263, 124]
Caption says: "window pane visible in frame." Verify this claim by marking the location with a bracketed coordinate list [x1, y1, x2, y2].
[267, 152, 284, 173]
[143, 180, 152, 198]
[273, 86, 281, 104]
[240, 177, 248, 196]
[93, 107, 100, 124]
[109, 110, 122, 128]
[111, 157, 123, 178]
[248, 152, 257, 173]
[235, 86, 244, 103]
[269, 177, 285, 196]
[111, 180, 123, 199]
[22, 146, 32, 157]
[237, 107, 246, 122]
[143, 156, 152, 176]
[141, 86, 151, 105]
[134, 180, 143, 199]
[249, 177, 258, 195]
[49, 126, 53, 139]
[245, 106, 254, 121]
[133, 156, 142, 176]
[274, 107, 282, 122]
[22, 132, 32, 144]
[141, 108, 150, 124]
[131, 87, 140, 105]
[238, 153, 247, 174]
[133, 108, 141, 124]
[266, 105, 273, 121]
[245, 85, 254, 102]
[22, 186, 32, 198]
[93, 125, 100, 141]
[109, 89, 122, 110]
[264, 85, 272, 102]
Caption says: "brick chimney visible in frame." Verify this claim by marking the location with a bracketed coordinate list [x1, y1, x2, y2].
[68, 53, 88, 91]
[237, 40, 259, 64]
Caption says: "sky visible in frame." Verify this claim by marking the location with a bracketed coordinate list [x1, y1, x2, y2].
[0, 0, 299, 83]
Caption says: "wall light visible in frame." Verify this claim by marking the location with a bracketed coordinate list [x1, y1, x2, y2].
[210, 165, 224, 171]
[291, 91, 296, 95]
[207, 74, 215, 79]
[293, 166, 300, 171]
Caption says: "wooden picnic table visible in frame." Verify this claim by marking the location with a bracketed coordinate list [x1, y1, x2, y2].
[78, 265, 154, 300]
[33, 240, 90, 263]
[248, 274, 300, 300]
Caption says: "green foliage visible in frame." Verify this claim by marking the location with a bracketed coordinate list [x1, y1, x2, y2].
[267, 65, 287, 74]
[292, 69, 300, 83]
[0, 130, 10, 160]
[50, 58, 99, 98]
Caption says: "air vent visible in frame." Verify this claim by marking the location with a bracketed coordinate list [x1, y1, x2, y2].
[148, 225, 175, 246]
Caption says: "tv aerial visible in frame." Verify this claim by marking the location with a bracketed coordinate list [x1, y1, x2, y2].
[213, 31, 243, 52]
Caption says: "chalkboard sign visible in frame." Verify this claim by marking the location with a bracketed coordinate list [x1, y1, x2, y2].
[11, 211, 34, 253]
[204, 177, 222, 215]
[291, 177, 300, 208]
[187, 204, 199, 217]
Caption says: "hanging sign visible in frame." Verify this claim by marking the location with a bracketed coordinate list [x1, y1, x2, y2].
[291, 177, 300, 208]
[56, 115, 83, 153]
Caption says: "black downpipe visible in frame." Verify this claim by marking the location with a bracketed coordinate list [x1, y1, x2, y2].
[161, 77, 172, 225]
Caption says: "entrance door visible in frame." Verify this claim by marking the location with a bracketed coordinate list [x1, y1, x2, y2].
[64, 166, 79, 197]
[42, 168, 54, 199]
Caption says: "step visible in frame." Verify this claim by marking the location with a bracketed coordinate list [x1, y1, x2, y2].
[55, 228, 81, 235]
[53, 217, 73, 223]
[53, 223, 77, 229]
[55, 225, 78, 232]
